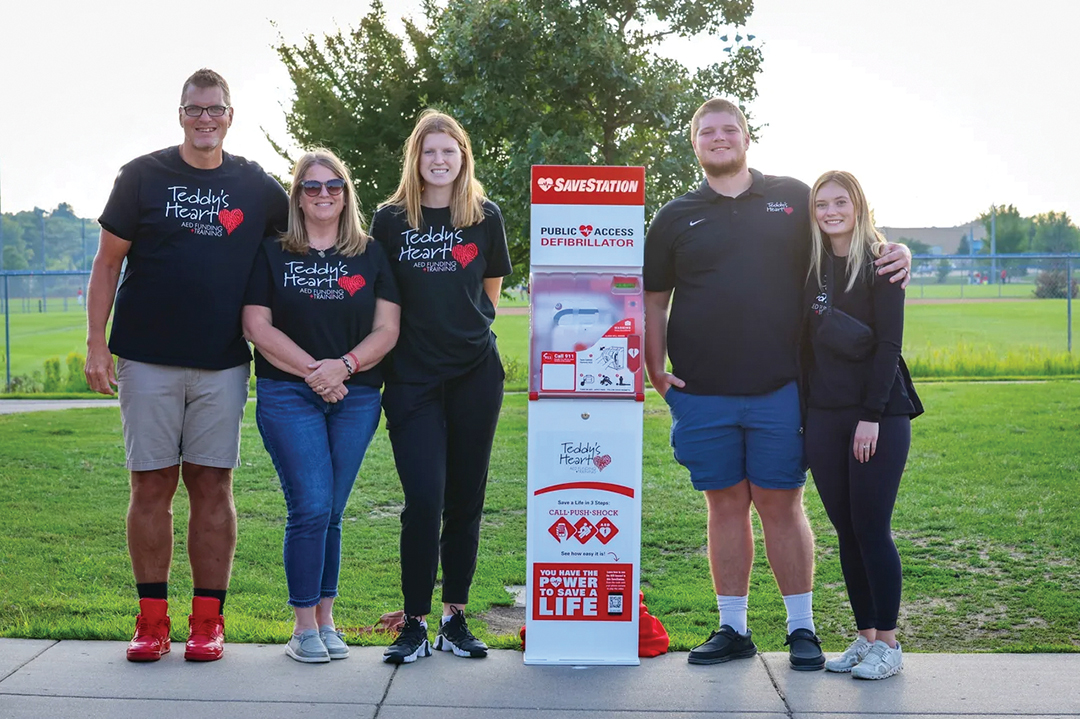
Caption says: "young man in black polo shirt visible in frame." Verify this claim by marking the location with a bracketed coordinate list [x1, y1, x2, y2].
[85, 68, 289, 663]
[643, 98, 910, 670]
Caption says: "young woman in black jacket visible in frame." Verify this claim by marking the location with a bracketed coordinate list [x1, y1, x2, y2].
[802, 171, 922, 680]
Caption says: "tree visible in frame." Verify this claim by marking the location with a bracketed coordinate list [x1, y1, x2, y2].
[272, 0, 446, 217]
[1, 216, 29, 270]
[1031, 212, 1079, 299]
[274, 0, 763, 283]
[434, 0, 762, 281]
[51, 202, 78, 220]
[1, 206, 100, 281]
[1032, 211, 1080, 254]
[899, 237, 932, 256]
[978, 204, 1034, 278]
[979, 204, 1033, 255]
[957, 234, 970, 255]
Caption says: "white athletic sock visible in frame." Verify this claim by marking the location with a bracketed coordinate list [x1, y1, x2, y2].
[717, 594, 749, 635]
[783, 591, 815, 634]
[441, 614, 453, 626]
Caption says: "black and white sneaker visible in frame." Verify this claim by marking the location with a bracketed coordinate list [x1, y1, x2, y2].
[434, 607, 488, 658]
[382, 616, 431, 664]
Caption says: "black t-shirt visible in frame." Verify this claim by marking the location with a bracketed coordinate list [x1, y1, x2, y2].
[369, 201, 512, 383]
[244, 238, 400, 387]
[803, 250, 919, 420]
[99, 146, 289, 369]
[643, 170, 811, 396]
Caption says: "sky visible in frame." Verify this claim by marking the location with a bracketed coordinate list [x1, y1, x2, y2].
[1, 0, 1077, 229]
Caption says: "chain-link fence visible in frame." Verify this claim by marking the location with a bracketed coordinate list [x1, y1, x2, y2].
[0, 271, 90, 314]
[2, 271, 91, 391]
[2, 256, 1078, 390]
[908, 254, 1078, 303]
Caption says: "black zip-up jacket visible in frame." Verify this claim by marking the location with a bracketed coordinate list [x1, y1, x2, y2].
[802, 249, 922, 421]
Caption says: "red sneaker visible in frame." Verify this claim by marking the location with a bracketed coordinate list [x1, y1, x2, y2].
[127, 598, 171, 662]
[184, 596, 225, 662]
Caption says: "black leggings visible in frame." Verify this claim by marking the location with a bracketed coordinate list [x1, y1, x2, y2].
[805, 408, 910, 631]
[382, 349, 504, 618]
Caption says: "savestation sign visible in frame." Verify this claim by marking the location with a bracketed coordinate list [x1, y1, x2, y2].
[525, 166, 645, 665]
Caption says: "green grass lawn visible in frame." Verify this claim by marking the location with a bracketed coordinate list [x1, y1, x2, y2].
[905, 301, 1075, 354]
[4, 299, 1079, 389]
[1, 382, 1078, 652]
[1, 309, 93, 378]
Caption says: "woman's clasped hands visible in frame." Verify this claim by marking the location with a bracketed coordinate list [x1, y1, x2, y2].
[305, 358, 350, 402]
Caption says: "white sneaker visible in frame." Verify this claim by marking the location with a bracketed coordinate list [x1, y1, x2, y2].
[851, 640, 903, 680]
[825, 635, 873, 673]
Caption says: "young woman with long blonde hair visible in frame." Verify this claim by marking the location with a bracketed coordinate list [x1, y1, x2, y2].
[371, 110, 512, 664]
[802, 170, 922, 680]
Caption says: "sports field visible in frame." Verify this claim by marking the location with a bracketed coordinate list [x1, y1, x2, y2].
[2, 297, 1078, 385]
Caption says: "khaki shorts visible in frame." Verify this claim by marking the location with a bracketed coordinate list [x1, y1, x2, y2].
[116, 358, 250, 471]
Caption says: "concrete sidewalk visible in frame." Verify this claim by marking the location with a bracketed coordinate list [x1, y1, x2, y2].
[0, 399, 119, 414]
[1, 639, 1077, 718]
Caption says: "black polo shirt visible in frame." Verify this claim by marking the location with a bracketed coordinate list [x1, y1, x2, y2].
[643, 169, 811, 396]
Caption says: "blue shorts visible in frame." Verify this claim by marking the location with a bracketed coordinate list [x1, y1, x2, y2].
[665, 381, 807, 492]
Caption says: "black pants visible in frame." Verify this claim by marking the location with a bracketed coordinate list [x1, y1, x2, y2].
[805, 408, 910, 631]
[382, 349, 504, 617]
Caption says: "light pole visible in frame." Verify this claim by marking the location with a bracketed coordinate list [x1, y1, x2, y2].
[991, 204, 997, 284]
[39, 210, 47, 312]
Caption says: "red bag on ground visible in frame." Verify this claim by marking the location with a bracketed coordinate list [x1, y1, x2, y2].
[637, 590, 669, 657]
[519, 591, 669, 657]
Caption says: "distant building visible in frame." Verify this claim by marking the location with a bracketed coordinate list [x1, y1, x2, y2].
[878, 223, 986, 255]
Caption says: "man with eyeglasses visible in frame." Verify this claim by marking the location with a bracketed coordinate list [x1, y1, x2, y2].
[85, 68, 288, 663]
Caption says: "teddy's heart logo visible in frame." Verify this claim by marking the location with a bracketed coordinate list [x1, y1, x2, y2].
[784, 207, 794, 215]
[592, 454, 612, 471]
[452, 243, 479, 267]
[549, 577, 563, 588]
[598, 525, 611, 537]
[219, 208, 244, 235]
[337, 274, 366, 296]
[579, 225, 593, 237]
[537, 177, 554, 191]
[628, 348, 639, 358]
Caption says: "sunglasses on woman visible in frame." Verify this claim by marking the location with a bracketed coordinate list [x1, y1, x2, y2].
[301, 179, 346, 197]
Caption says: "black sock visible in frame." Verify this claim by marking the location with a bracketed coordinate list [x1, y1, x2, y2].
[136, 582, 168, 600]
[193, 588, 227, 612]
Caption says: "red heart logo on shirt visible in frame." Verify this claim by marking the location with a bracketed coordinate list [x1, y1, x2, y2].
[579, 225, 593, 237]
[452, 243, 479, 268]
[219, 208, 244, 235]
[337, 274, 366, 296]
[784, 207, 794, 215]
[592, 454, 612, 471]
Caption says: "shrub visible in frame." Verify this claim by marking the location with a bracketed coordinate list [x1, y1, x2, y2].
[43, 357, 63, 392]
[935, 260, 952, 284]
[7, 372, 45, 393]
[502, 355, 527, 385]
[1033, 269, 1078, 299]
[65, 352, 90, 392]
[906, 342, 1080, 378]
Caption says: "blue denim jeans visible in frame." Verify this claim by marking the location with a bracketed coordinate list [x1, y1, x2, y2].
[255, 378, 382, 608]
